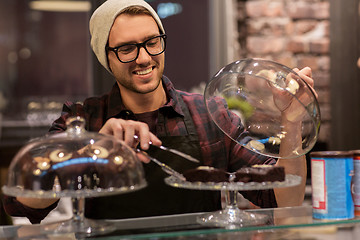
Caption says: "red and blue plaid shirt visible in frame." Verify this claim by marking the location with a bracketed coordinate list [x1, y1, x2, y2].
[3, 76, 277, 224]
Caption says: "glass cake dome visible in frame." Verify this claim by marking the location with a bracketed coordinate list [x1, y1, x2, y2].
[204, 58, 321, 159]
[2, 116, 147, 237]
[2, 116, 147, 198]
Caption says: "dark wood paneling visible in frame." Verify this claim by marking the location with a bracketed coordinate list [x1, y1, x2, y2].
[330, 0, 360, 150]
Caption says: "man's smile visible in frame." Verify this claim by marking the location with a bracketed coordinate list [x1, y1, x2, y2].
[134, 67, 154, 75]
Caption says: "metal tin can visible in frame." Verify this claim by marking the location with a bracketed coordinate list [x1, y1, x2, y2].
[310, 151, 354, 220]
[352, 150, 360, 216]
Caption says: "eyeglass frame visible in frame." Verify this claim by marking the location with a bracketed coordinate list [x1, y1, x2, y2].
[106, 34, 167, 63]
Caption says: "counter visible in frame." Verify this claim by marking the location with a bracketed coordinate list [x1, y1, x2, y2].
[1, 205, 360, 239]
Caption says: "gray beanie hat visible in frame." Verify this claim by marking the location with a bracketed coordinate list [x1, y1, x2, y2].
[89, 0, 165, 73]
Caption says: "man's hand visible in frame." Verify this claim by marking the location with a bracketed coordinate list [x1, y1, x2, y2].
[293, 66, 316, 98]
[272, 67, 318, 123]
[273, 67, 317, 207]
[99, 118, 162, 163]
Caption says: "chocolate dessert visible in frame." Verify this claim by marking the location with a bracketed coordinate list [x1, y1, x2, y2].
[183, 166, 229, 183]
[234, 165, 285, 183]
[52, 150, 100, 190]
[22, 155, 56, 191]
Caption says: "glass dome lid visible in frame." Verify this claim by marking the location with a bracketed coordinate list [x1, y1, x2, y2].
[2, 116, 147, 198]
[204, 58, 321, 159]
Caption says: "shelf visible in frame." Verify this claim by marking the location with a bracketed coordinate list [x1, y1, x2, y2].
[1, 206, 360, 239]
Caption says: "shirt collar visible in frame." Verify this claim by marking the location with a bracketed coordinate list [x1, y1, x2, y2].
[106, 83, 127, 119]
[105, 76, 185, 120]
[162, 76, 185, 117]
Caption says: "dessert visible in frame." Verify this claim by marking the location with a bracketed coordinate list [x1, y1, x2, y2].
[21, 154, 56, 191]
[52, 150, 100, 190]
[234, 165, 285, 183]
[183, 166, 229, 183]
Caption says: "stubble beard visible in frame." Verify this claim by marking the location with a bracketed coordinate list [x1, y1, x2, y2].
[117, 64, 164, 95]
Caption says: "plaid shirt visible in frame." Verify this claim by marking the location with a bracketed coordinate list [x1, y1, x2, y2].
[3, 76, 277, 224]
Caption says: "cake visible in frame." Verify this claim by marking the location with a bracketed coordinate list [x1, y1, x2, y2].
[183, 166, 229, 183]
[22, 155, 56, 191]
[234, 165, 285, 183]
[52, 150, 100, 190]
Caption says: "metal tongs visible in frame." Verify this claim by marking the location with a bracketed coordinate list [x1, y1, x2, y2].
[133, 135, 199, 163]
[134, 148, 186, 181]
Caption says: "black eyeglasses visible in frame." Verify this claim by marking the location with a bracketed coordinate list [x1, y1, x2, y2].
[106, 34, 167, 63]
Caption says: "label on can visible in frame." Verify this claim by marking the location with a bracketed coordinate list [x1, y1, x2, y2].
[311, 159, 326, 210]
[311, 152, 354, 220]
[353, 153, 360, 215]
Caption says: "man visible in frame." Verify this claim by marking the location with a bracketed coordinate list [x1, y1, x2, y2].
[4, 0, 314, 223]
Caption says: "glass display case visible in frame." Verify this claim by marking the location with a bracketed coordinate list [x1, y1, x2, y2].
[1, 205, 360, 239]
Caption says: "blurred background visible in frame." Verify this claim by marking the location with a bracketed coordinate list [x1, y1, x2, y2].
[0, 0, 359, 225]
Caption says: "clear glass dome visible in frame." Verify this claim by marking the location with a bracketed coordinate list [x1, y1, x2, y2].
[204, 58, 321, 159]
[2, 116, 147, 198]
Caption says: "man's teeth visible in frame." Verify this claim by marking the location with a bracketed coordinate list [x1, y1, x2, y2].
[135, 68, 152, 75]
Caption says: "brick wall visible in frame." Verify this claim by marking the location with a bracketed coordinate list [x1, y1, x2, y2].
[237, 0, 330, 145]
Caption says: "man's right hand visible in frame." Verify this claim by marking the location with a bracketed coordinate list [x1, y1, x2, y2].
[99, 118, 162, 163]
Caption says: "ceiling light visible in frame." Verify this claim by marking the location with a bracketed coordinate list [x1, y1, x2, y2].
[29, 1, 91, 12]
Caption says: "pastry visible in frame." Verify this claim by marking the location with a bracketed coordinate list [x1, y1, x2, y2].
[234, 165, 285, 183]
[183, 166, 229, 183]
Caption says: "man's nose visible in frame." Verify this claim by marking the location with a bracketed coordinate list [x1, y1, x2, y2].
[136, 47, 151, 64]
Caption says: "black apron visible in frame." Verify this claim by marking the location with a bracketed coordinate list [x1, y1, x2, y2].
[85, 93, 221, 219]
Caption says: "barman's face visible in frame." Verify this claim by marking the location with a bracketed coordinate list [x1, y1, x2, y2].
[107, 14, 165, 94]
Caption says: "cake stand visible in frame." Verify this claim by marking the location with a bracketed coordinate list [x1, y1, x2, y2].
[3, 183, 146, 237]
[165, 174, 301, 228]
[192, 58, 318, 227]
[2, 116, 147, 238]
